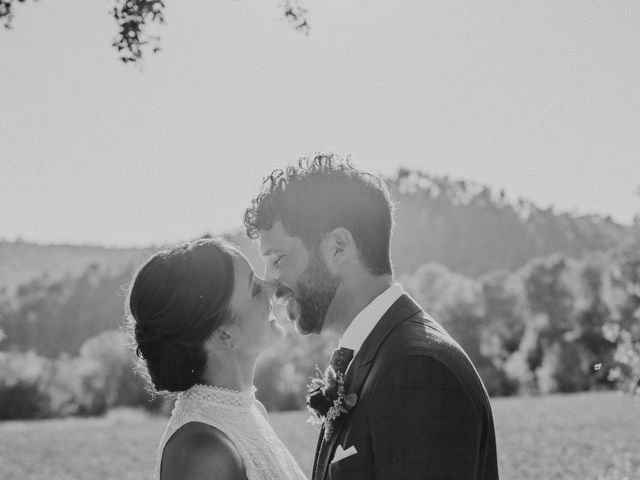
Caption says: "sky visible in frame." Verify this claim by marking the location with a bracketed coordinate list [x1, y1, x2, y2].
[1, 0, 639, 247]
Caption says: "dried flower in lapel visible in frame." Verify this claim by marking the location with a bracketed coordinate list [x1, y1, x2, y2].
[306, 365, 358, 440]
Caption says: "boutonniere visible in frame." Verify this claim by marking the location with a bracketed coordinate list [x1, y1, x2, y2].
[306, 365, 358, 440]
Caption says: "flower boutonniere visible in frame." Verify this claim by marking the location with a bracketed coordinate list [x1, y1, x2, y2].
[306, 365, 358, 440]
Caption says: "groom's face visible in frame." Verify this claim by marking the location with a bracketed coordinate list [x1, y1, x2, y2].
[258, 221, 339, 335]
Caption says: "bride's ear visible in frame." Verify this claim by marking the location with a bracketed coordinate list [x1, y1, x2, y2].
[210, 328, 236, 352]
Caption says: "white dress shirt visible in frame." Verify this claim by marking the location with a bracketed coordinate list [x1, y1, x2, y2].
[339, 283, 404, 372]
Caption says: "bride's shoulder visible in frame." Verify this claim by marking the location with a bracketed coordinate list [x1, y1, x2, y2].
[161, 422, 247, 480]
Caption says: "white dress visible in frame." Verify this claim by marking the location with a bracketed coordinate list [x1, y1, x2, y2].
[154, 384, 308, 480]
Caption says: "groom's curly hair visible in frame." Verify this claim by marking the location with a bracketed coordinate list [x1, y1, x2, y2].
[244, 153, 394, 276]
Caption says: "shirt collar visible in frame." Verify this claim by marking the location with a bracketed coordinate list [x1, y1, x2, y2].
[338, 283, 404, 353]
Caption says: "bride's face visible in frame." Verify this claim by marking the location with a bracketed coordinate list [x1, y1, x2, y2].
[225, 254, 285, 355]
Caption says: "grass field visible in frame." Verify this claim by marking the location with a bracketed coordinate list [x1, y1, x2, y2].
[1, 392, 639, 479]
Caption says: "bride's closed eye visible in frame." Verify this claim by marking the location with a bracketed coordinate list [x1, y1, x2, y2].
[273, 255, 285, 268]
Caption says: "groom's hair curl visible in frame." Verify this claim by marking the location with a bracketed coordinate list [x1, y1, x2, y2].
[244, 153, 394, 276]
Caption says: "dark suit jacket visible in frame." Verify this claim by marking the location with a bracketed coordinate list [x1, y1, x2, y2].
[312, 293, 499, 480]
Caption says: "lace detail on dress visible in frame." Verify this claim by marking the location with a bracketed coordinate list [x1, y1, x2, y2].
[184, 383, 257, 408]
[154, 384, 307, 480]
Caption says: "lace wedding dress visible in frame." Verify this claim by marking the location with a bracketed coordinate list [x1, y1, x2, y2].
[154, 384, 308, 480]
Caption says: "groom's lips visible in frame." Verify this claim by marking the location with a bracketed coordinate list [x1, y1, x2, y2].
[268, 286, 295, 323]
[284, 295, 300, 323]
[271, 283, 300, 323]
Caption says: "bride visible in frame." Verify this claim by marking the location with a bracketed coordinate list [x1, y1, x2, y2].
[126, 237, 307, 480]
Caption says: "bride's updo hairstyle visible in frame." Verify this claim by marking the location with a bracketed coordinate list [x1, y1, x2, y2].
[126, 237, 237, 393]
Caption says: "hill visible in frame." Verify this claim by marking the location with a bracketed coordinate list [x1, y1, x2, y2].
[388, 169, 636, 277]
[0, 241, 147, 295]
[1, 168, 635, 293]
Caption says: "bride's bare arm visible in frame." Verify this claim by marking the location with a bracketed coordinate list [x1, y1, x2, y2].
[161, 422, 247, 480]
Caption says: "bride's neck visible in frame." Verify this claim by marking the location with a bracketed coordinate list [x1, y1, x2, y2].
[200, 353, 257, 392]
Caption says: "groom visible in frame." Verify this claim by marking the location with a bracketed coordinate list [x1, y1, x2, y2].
[244, 154, 499, 480]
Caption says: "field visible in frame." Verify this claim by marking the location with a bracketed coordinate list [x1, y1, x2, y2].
[1, 392, 639, 480]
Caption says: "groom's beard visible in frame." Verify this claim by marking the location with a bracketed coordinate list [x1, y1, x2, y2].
[293, 253, 339, 335]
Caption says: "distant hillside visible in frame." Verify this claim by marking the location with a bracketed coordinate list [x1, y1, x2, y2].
[1, 169, 636, 293]
[388, 169, 637, 277]
[0, 242, 148, 294]
[0, 234, 261, 295]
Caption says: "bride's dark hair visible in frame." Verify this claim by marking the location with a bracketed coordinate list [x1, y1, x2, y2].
[125, 237, 237, 393]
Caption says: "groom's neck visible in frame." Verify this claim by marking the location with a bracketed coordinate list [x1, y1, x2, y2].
[324, 273, 394, 338]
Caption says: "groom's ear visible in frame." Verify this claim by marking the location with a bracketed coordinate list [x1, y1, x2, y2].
[323, 227, 353, 269]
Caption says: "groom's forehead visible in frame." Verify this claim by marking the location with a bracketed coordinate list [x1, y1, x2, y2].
[258, 222, 301, 255]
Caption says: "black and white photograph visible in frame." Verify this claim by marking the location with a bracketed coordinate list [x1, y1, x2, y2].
[1, 1, 640, 479]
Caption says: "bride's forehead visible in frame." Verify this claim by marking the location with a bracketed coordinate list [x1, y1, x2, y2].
[232, 253, 254, 278]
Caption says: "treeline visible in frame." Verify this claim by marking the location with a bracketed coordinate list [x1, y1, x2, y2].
[388, 169, 637, 277]
[0, 264, 135, 356]
[0, 266, 159, 419]
[401, 244, 640, 396]
[256, 243, 640, 409]
[1, 243, 638, 418]
[0, 331, 161, 420]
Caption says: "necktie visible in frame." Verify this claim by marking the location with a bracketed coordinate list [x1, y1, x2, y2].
[329, 347, 354, 375]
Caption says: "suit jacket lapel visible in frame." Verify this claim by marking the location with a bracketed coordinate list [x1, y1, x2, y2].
[313, 294, 422, 480]
[345, 293, 422, 396]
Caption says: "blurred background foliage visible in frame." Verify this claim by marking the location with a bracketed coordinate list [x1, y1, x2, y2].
[1, 168, 639, 418]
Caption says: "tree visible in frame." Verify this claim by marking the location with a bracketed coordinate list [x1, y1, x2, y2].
[480, 270, 527, 358]
[79, 330, 151, 408]
[605, 244, 640, 395]
[606, 187, 640, 395]
[1, 0, 310, 64]
[0, 263, 137, 357]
